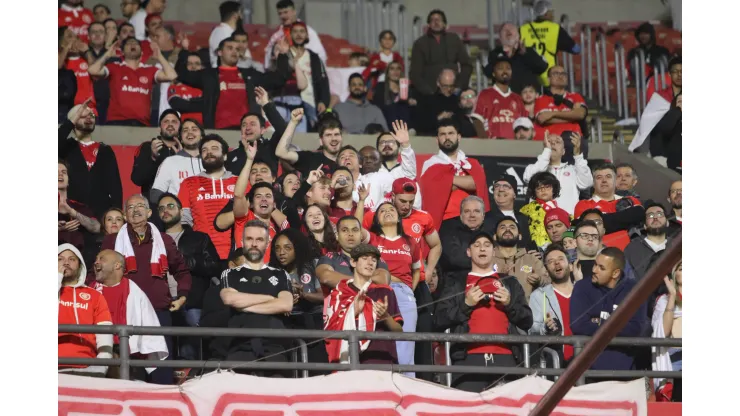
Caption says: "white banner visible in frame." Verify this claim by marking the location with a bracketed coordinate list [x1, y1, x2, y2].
[59, 370, 647, 415]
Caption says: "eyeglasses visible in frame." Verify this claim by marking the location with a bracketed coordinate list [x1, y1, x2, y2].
[462, 94, 475, 99]
[590, 220, 604, 226]
[536, 184, 553, 191]
[439, 83, 455, 89]
[550, 71, 567, 77]
[157, 203, 178, 213]
[647, 211, 665, 219]
[576, 233, 600, 241]
[670, 189, 682, 195]
[126, 203, 148, 212]
[378, 140, 397, 147]
[493, 183, 512, 190]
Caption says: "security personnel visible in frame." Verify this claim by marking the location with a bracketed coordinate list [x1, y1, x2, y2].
[219, 219, 294, 377]
[519, 0, 580, 87]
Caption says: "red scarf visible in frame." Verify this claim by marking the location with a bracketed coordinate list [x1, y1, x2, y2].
[324, 280, 376, 363]
[78, 141, 101, 170]
[94, 278, 130, 344]
[536, 199, 559, 211]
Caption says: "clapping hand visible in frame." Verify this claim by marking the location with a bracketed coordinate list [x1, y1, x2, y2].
[373, 295, 390, 319]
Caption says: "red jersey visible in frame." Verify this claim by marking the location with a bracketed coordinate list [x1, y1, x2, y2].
[554, 289, 573, 361]
[105, 62, 159, 126]
[573, 195, 642, 251]
[178, 173, 238, 259]
[58, 5, 94, 43]
[65, 56, 97, 113]
[215, 67, 248, 129]
[475, 86, 527, 139]
[58, 285, 112, 367]
[534, 92, 587, 139]
[234, 211, 289, 263]
[369, 233, 420, 289]
[168, 83, 204, 124]
[465, 272, 511, 355]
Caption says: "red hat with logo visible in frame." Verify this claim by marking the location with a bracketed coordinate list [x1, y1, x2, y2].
[544, 207, 571, 228]
[392, 178, 417, 195]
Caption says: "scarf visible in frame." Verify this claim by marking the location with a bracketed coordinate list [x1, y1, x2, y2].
[324, 279, 376, 363]
[114, 223, 169, 277]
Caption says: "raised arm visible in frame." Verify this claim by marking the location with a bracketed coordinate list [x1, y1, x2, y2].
[233, 142, 257, 219]
[151, 43, 177, 82]
[274, 108, 303, 164]
[88, 43, 118, 77]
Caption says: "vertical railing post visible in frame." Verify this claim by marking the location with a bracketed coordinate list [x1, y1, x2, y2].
[476, 59, 483, 94]
[348, 333, 361, 370]
[398, 6, 408, 77]
[572, 340, 585, 386]
[585, 26, 593, 100]
[620, 46, 629, 118]
[579, 28, 587, 95]
[119, 326, 130, 380]
[594, 39, 603, 107]
[638, 48, 647, 116]
[487, 0, 495, 51]
[298, 339, 309, 378]
[355, 0, 363, 50]
[614, 43, 623, 118]
[599, 32, 610, 111]
[523, 343, 531, 369]
[340, 0, 349, 43]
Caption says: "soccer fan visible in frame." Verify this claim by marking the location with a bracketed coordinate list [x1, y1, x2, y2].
[475, 56, 527, 139]
[150, 119, 205, 203]
[130, 109, 182, 198]
[177, 134, 238, 260]
[102, 208, 125, 236]
[87, 37, 177, 126]
[571, 247, 648, 377]
[157, 193, 221, 361]
[652, 260, 682, 402]
[290, 172, 340, 220]
[488, 173, 534, 249]
[168, 52, 205, 123]
[120, 0, 141, 21]
[624, 202, 675, 281]
[523, 131, 592, 215]
[334, 73, 388, 134]
[219, 220, 293, 375]
[273, 21, 331, 132]
[92, 249, 168, 378]
[521, 84, 537, 119]
[435, 231, 532, 392]
[130, 0, 167, 41]
[372, 61, 414, 128]
[545, 207, 571, 245]
[457, 88, 486, 138]
[264, 0, 327, 69]
[362, 30, 404, 92]
[58, 160, 101, 263]
[359, 146, 382, 175]
[59, 28, 96, 115]
[529, 243, 576, 364]
[616, 163, 640, 197]
[519, 172, 568, 249]
[325, 243, 402, 364]
[492, 217, 549, 301]
[304, 204, 339, 255]
[328, 167, 359, 217]
[92, 3, 110, 22]
[233, 28, 264, 71]
[375, 122, 420, 206]
[177, 37, 291, 129]
[368, 202, 422, 376]
[58, 102, 123, 217]
[667, 180, 682, 235]
[534, 66, 588, 162]
[59, 0, 94, 43]
[413, 69, 463, 136]
[627, 22, 670, 82]
[572, 220, 601, 282]
[513, 117, 535, 140]
[420, 118, 490, 230]
[209, 1, 243, 67]
[58, 244, 113, 378]
[85, 21, 116, 123]
[275, 109, 342, 177]
[409, 9, 472, 96]
[484, 23, 548, 94]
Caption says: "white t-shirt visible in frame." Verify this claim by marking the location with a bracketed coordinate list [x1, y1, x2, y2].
[295, 50, 315, 107]
[209, 22, 234, 67]
[129, 9, 148, 41]
[376, 51, 395, 83]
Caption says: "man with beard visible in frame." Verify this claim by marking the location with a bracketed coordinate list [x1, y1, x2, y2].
[475, 57, 527, 139]
[58, 160, 101, 268]
[624, 202, 675, 281]
[413, 69, 464, 136]
[420, 118, 491, 230]
[219, 220, 293, 375]
[485, 23, 548, 93]
[177, 37, 292, 129]
[151, 119, 205, 204]
[264, 0, 327, 69]
[130, 109, 182, 199]
[209, 1, 243, 67]
[376, 121, 420, 202]
[666, 180, 682, 236]
[334, 73, 388, 134]
[157, 193, 222, 361]
[59, 100, 122, 217]
[488, 174, 532, 249]
[573, 220, 602, 283]
[88, 37, 177, 126]
[491, 217, 548, 301]
[275, 108, 341, 178]
[169, 52, 205, 124]
[457, 88, 486, 138]
[329, 167, 359, 217]
[273, 21, 331, 132]
[409, 9, 472, 96]
[177, 134, 238, 260]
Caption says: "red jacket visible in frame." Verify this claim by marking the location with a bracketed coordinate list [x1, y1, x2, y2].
[362, 52, 404, 91]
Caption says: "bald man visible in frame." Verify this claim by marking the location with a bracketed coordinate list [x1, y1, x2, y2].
[92, 249, 169, 381]
[413, 69, 465, 135]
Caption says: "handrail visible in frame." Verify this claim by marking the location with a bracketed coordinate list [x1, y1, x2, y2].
[598, 29, 610, 111]
[581, 25, 593, 100]
[591, 115, 603, 143]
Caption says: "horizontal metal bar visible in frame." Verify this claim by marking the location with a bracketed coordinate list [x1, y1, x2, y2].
[58, 358, 682, 379]
[59, 325, 682, 347]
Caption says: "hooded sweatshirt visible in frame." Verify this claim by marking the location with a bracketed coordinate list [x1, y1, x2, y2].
[150, 150, 204, 204]
[58, 244, 113, 374]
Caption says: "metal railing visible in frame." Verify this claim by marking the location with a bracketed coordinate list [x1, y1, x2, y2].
[59, 325, 682, 387]
[634, 48, 647, 122]
[580, 25, 593, 100]
[614, 42, 630, 120]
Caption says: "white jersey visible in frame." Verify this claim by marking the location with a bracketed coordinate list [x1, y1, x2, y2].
[151, 152, 204, 202]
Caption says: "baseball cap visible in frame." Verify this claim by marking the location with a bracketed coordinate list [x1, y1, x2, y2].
[493, 173, 517, 190]
[562, 227, 575, 240]
[544, 208, 571, 228]
[392, 178, 418, 195]
[513, 117, 534, 131]
[468, 230, 495, 247]
[159, 109, 181, 125]
[534, 0, 552, 17]
[350, 243, 382, 260]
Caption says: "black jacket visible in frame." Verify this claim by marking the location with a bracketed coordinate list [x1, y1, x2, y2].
[487, 205, 535, 251]
[130, 137, 180, 200]
[627, 23, 671, 80]
[177, 50, 292, 129]
[276, 49, 331, 109]
[434, 273, 533, 363]
[59, 69, 77, 123]
[58, 120, 123, 217]
[413, 91, 462, 136]
[485, 46, 548, 93]
[653, 97, 682, 173]
[438, 215, 496, 289]
[225, 101, 288, 177]
[175, 225, 223, 309]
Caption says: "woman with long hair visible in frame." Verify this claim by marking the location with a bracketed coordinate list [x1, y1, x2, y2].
[371, 61, 412, 126]
[368, 202, 421, 377]
[268, 228, 328, 371]
[277, 171, 301, 199]
[303, 203, 339, 255]
[652, 260, 682, 402]
[102, 207, 125, 235]
[520, 171, 565, 248]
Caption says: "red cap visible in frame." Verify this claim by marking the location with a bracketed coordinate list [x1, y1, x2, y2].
[291, 21, 308, 30]
[392, 178, 417, 195]
[544, 208, 571, 228]
[145, 13, 162, 27]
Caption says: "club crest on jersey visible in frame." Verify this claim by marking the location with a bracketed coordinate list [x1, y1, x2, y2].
[269, 276, 279, 286]
[402, 244, 410, 252]
[227, 185, 236, 192]
[82, 14, 92, 23]
[139, 76, 149, 84]
[252, 276, 262, 284]
[520, 265, 533, 273]
[79, 292, 91, 301]
[411, 223, 421, 234]
[80, 62, 88, 70]
[300, 273, 311, 284]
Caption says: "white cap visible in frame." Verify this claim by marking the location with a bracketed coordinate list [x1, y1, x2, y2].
[534, 0, 552, 17]
[513, 117, 534, 130]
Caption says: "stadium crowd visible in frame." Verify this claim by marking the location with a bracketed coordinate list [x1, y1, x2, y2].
[58, 0, 682, 401]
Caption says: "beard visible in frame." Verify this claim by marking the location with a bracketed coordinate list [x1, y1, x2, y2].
[161, 129, 178, 141]
[646, 225, 667, 236]
[438, 139, 459, 155]
[672, 202, 682, 210]
[182, 140, 199, 151]
[496, 75, 511, 85]
[162, 213, 181, 229]
[202, 157, 225, 173]
[380, 149, 399, 162]
[244, 247, 264, 262]
[496, 235, 518, 247]
[350, 90, 366, 100]
[461, 106, 473, 115]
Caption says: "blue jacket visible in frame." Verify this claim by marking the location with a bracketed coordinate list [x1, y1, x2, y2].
[570, 276, 648, 370]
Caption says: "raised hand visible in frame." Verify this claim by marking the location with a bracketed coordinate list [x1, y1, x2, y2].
[373, 295, 389, 319]
[572, 259, 583, 282]
[544, 130, 552, 149]
[150, 41, 162, 58]
[290, 108, 304, 123]
[306, 165, 324, 185]
[245, 140, 257, 160]
[178, 32, 190, 50]
[391, 120, 410, 147]
[275, 37, 290, 55]
[254, 86, 269, 107]
[357, 182, 371, 201]
[571, 131, 582, 155]
[70, 97, 93, 124]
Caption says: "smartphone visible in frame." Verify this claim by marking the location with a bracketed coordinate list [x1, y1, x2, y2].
[566, 248, 578, 264]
